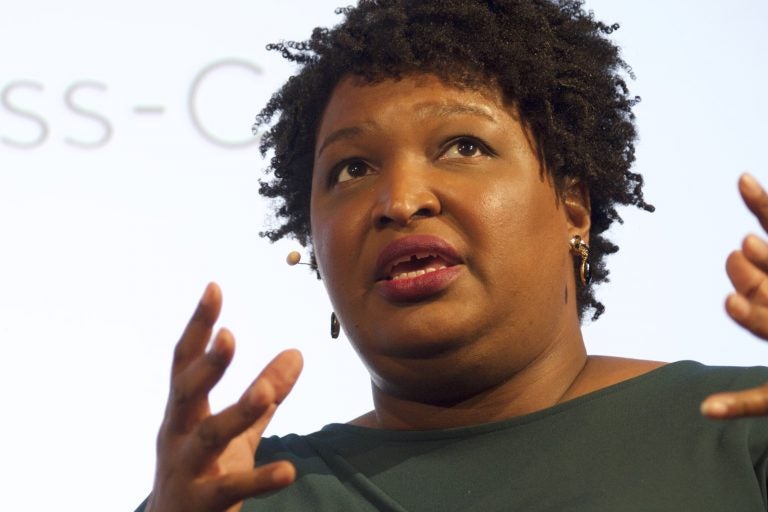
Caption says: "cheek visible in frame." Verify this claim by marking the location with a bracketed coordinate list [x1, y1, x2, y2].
[310, 210, 347, 317]
[310, 188, 330, 270]
[476, 186, 518, 231]
[463, 181, 542, 245]
[310, 206, 335, 279]
[464, 180, 568, 282]
[310, 197, 366, 297]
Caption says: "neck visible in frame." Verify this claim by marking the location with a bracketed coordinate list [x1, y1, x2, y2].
[354, 339, 590, 431]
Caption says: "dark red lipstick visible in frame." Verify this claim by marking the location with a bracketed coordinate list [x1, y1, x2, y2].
[375, 235, 463, 302]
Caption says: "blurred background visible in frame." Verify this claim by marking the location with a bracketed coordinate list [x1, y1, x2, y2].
[0, 1, 766, 509]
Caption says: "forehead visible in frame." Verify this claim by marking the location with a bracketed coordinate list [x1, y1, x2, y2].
[315, 74, 513, 144]
[314, 73, 534, 161]
[330, 73, 506, 111]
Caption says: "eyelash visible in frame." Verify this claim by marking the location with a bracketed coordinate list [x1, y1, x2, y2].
[328, 136, 495, 186]
[440, 136, 495, 160]
[330, 159, 372, 185]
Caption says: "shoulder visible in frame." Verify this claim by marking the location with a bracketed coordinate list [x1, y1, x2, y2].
[562, 357, 768, 421]
[255, 432, 321, 465]
[575, 356, 768, 397]
[641, 359, 768, 393]
[256, 425, 365, 466]
[564, 356, 664, 401]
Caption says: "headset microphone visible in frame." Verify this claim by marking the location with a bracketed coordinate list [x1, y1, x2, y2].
[286, 251, 313, 267]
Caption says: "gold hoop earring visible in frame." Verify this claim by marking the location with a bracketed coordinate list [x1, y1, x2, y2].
[569, 235, 591, 286]
[330, 312, 340, 339]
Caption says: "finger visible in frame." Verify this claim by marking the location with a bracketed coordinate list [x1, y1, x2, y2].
[725, 293, 768, 339]
[701, 383, 768, 419]
[739, 173, 768, 233]
[253, 349, 304, 405]
[172, 283, 223, 377]
[743, 234, 768, 275]
[725, 251, 768, 304]
[166, 328, 236, 433]
[185, 350, 303, 467]
[243, 351, 305, 442]
[199, 461, 296, 511]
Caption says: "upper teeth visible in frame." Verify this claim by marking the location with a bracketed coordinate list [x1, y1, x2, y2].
[388, 252, 438, 274]
[391, 266, 447, 281]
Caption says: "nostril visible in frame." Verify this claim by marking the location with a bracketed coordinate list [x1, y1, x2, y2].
[374, 205, 439, 228]
[371, 187, 441, 228]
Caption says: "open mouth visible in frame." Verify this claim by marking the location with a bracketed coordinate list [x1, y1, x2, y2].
[374, 235, 462, 282]
[386, 253, 450, 281]
[374, 235, 463, 302]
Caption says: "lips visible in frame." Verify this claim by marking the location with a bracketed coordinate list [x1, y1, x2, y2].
[374, 235, 463, 302]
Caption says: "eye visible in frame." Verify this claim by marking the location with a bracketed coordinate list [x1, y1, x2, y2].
[334, 159, 374, 184]
[440, 137, 493, 160]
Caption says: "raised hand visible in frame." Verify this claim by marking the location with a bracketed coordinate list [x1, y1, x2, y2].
[144, 283, 303, 512]
[702, 174, 768, 419]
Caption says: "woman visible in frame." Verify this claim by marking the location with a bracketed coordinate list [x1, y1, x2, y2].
[138, 1, 768, 510]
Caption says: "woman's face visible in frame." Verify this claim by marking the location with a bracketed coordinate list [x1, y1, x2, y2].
[310, 74, 589, 402]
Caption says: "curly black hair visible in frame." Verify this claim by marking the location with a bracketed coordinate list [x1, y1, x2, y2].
[254, 0, 654, 321]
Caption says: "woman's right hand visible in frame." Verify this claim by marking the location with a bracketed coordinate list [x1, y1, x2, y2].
[144, 283, 303, 512]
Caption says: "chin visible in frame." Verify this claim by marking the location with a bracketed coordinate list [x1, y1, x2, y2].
[349, 312, 480, 359]
[354, 290, 487, 345]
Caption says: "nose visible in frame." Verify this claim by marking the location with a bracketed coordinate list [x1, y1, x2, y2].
[371, 162, 441, 228]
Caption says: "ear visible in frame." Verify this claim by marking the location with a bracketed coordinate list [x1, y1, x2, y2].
[563, 179, 591, 243]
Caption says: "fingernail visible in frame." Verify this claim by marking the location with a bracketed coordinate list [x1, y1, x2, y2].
[701, 399, 729, 416]
[728, 294, 750, 321]
[741, 173, 763, 197]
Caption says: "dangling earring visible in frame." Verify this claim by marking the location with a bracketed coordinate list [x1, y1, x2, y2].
[569, 235, 591, 286]
[330, 312, 340, 339]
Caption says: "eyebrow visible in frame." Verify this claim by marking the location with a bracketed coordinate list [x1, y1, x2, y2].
[316, 124, 372, 158]
[412, 102, 497, 122]
[315, 102, 498, 158]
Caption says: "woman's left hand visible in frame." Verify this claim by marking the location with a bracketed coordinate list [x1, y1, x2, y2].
[701, 173, 768, 418]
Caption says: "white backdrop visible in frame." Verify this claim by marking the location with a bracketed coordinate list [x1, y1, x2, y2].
[0, 1, 766, 509]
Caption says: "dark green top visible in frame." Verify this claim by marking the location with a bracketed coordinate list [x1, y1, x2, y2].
[136, 361, 768, 511]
